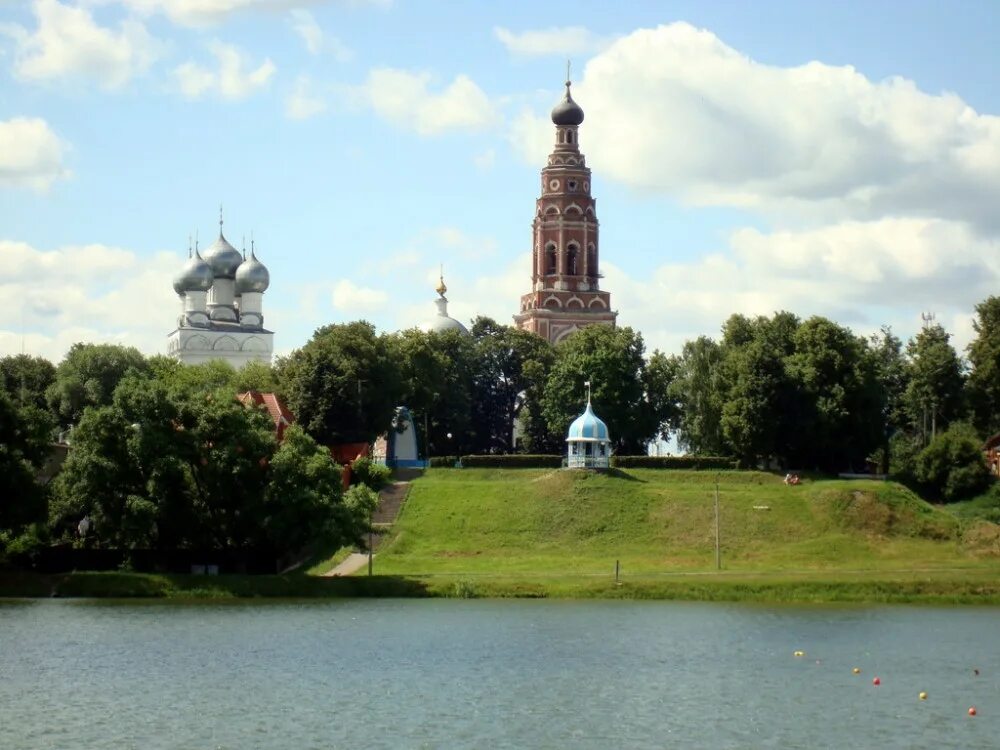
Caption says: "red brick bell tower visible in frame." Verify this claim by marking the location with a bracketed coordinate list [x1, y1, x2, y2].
[513, 77, 616, 344]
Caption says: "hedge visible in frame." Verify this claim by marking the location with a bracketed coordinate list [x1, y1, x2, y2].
[611, 455, 738, 470]
[428, 456, 460, 468]
[454, 454, 564, 469]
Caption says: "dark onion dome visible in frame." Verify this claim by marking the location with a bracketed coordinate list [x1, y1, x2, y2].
[235, 249, 270, 294]
[173, 249, 214, 294]
[202, 232, 243, 279]
[551, 81, 584, 126]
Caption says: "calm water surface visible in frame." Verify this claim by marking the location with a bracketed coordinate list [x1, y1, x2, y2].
[1, 599, 998, 749]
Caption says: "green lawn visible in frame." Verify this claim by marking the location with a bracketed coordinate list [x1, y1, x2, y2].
[372, 468, 1000, 580]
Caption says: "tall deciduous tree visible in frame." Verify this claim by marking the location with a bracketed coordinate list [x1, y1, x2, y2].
[870, 326, 910, 473]
[51, 375, 366, 554]
[719, 312, 800, 467]
[966, 296, 1000, 437]
[541, 325, 669, 454]
[0, 354, 56, 411]
[47, 343, 149, 425]
[903, 323, 966, 443]
[669, 336, 726, 455]
[0, 390, 53, 556]
[469, 317, 554, 454]
[277, 322, 402, 445]
[786, 317, 881, 472]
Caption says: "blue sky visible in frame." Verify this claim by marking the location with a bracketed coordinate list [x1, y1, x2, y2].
[2, 0, 1000, 362]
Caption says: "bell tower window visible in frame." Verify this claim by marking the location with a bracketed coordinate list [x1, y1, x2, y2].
[545, 243, 557, 275]
[567, 243, 579, 275]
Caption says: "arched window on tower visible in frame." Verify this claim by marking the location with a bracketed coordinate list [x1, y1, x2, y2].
[545, 243, 557, 275]
[567, 243, 579, 275]
[587, 243, 597, 276]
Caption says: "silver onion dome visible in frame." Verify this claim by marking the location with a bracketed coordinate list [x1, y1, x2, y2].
[173, 250, 214, 294]
[202, 232, 243, 279]
[235, 250, 270, 294]
[551, 80, 584, 126]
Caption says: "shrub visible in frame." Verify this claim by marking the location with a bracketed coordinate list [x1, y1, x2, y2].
[611, 455, 738, 470]
[913, 423, 993, 502]
[351, 456, 392, 491]
[429, 456, 460, 468]
[459, 454, 563, 469]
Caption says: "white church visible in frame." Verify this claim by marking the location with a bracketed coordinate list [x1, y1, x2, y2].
[167, 212, 274, 366]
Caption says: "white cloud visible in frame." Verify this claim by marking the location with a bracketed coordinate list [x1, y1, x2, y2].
[117, 0, 389, 27]
[285, 74, 326, 119]
[331, 279, 388, 311]
[362, 68, 496, 135]
[288, 8, 350, 59]
[494, 25, 614, 58]
[174, 41, 275, 100]
[0, 117, 69, 190]
[5, 0, 160, 89]
[510, 22, 1000, 231]
[0, 240, 180, 361]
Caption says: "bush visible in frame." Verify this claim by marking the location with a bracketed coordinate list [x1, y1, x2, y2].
[913, 423, 993, 502]
[459, 454, 563, 469]
[429, 456, 460, 468]
[611, 455, 738, 470]
[351, 456, 392, 491]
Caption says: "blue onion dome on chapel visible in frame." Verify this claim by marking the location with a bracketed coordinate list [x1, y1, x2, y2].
[551, 80, 585, 126]
[235, 249, 270, 294]
[173, 248, 214, 294]
[203, 231, 243, 278]
[566, 401, 610, 442]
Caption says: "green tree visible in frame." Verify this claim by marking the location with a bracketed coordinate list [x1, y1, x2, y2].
[913, 422, 992, 502]
[51, 375, 365, 556]
[541, 325, 667, 454]
[47, 343, 149, 425]
[0, 354, 56, 411]
[0, 391, 53, 556]
[669, 336, 726, 455]
[277, 322, 402, 445]
[903, 323, 965, 444]
[265, 425, 367, 552]
[785, 317, 881, 472]
[966, 296, 1000, 437]
[870, 326, 910, 473]
[469, 317, 554, 454]
[719, 312, 800, 467]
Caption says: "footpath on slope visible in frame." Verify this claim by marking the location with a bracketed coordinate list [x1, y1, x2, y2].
[322, 473, 415, 577]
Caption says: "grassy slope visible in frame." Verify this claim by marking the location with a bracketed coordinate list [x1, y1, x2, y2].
[373, 468, 1000, 579]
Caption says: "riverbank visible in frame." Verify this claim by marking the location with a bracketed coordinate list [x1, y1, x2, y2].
[5, 567, 1000, 604]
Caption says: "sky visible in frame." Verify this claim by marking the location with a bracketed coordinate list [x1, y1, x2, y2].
[2, 0, 1000, 364]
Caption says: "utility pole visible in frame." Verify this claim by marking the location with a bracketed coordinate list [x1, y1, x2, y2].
[714, 473, 721, 571]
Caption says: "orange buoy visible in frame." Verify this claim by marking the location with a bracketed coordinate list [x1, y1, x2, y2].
[873, 677, 881, 686]
[969, 706, 977, 716]
[852, 667, 861, 674]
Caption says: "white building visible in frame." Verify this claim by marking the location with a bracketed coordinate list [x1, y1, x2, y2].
[167, 214, 273, 366]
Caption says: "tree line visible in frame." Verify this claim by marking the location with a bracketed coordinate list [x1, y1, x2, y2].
[5, 296, 1000, 558]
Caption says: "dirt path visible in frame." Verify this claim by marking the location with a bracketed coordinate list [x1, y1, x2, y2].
[323, 552, 371, 577]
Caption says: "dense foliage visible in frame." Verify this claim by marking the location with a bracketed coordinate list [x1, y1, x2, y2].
[49, 374, 369, 555]
[9, 288, 1000, 555]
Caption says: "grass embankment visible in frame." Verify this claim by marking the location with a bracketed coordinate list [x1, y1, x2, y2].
[364, 468, 1000, 601]
[5, 469, 1000, 602]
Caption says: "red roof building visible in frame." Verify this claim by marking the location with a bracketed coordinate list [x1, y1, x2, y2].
[238, 391, 295, 440]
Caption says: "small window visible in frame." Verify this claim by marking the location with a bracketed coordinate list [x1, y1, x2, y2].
[568, 180, 578, 191]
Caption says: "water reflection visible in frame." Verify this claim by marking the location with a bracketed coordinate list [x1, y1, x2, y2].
[2, 600, 998, 749]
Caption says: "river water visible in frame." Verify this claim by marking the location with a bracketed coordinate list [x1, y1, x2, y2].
[1, 599, 998, 749]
